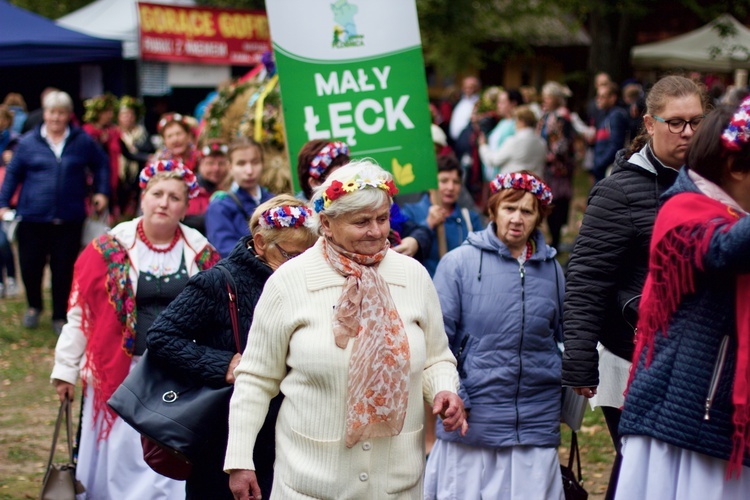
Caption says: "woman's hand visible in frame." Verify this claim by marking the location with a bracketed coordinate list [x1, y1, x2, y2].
[53, 379, 75, 402]
[393, 236, 419, 257]
[574, 387, 597, 399]
[226, 353, 242, 384]
[426, 205, 448, 230]
[432, 391, 469, 436]
[229, 469, 262, 500]
[92, 194, 109, 214]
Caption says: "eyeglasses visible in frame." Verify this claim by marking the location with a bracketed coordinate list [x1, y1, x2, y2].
[652, 115, 705, 134]
[274, 243, 303, 261]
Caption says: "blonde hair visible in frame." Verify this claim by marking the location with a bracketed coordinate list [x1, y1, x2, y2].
[249, 194, 318, 248]
[143, 171, 189, 204]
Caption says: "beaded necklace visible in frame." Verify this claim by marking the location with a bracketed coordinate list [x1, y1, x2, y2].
[136, 219, 182, 253]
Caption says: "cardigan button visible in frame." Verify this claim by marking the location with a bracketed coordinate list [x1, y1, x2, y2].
[362, 442, 372, 451]
[359, 472, 369, 481]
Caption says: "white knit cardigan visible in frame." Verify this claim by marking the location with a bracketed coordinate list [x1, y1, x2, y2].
[225, 238, 459, 499]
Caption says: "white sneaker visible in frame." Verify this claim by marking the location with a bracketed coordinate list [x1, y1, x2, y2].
[5, 278, 18, 298]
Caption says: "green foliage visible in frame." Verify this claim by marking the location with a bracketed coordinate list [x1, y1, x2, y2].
[9, 0, 95, 19]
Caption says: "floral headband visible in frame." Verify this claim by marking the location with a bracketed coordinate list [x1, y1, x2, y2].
[139, 160, 200, 199]
[157, 113, 191, 135]
[259, 205, 314, 229]
[83, 93, 118, 124]
[489, 172, 553, 206]
[309, 141, 349, 179]
[313, 176, 398, 213]
[201, 142, 228, 156]
[119, 95, 145, 120]
[721, 96, 750, 151]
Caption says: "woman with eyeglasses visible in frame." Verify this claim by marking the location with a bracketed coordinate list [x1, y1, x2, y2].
[562, 75, 709, 499]
[146, 194, 318, 499]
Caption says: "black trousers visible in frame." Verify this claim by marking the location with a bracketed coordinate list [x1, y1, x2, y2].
[547, 197, 570, 250]
[17, 220, 83, 321]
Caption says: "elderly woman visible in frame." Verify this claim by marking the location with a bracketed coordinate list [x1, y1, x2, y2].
[83, 93, 121, 200]
[50, 161, 219, 499]
[0, 90, 109, 335]
[538, 81, 576, 250]
[563, 75, 708, 499]
[153, 112, 199, 172]
[616, 99, 750, 498]
[225, 160, 467, 499]
[147, 194, 317, 499]
[426, 171, 565, 500]
[296, 139, 432, 261]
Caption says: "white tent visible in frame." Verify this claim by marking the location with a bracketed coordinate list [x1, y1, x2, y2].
[631, 14, 750, 72]
[57, 0, 195, 59]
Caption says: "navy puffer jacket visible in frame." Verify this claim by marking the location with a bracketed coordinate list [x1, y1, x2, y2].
[620, 169, 750, 467]
[562, 145, 679, 388]
[0, 125, 109, 221]
[433, 225, 564, 448]
[147, 236, 280, 498]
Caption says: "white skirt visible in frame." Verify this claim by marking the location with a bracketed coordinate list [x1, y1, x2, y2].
[75, 368, 185, 499]
[615, 435, 750, 500]
[423, 439, 564, 500]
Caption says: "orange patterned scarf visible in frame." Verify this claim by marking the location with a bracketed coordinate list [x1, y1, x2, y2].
[322, 238, 411, 448]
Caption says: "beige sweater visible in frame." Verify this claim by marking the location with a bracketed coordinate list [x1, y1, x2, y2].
[225, 239, 459, 499]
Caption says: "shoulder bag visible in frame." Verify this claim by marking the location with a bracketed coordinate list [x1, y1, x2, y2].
[39, 397, 86, 500]
[560, 431, 588, 500]
[107, 264, 241, 480]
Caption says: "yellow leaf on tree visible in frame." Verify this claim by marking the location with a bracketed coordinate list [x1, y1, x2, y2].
[391, 158, 415, 185]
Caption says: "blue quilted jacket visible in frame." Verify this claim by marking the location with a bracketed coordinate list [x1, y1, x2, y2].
[620, 168, 750, 466]
[0, 125, 109, 222]
[433, 225, 564, 448]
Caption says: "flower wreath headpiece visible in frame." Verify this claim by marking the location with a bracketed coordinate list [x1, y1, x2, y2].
[139, 160, 200, 199]
[201, 142, 229, 156]
[313, 176, 398, 213]
[721, 95, 750, 151]
[157, 112, 192, 135]
[119, 95, 145, 120]
[309, 141, 349, 179]
[489, 172, 553, 206]
[83, 93, 118, 124]
[259, 205, 314, 229]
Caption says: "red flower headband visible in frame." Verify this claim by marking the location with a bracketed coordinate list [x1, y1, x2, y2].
[489, 172, 553, 206]
[139, 160, 200, 199]
[722, 95, 750, 151]
[309, 141, 349, 179]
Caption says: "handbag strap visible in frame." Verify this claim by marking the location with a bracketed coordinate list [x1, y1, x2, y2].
[215, 264, 241, 352]
[45, 398, 75, 472]
[569, 431, 583, 481]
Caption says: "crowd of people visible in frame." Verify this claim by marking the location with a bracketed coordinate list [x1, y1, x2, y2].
[0, 68, 748, 499]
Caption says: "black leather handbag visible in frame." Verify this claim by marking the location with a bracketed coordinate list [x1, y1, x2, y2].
[560, 431, 588, 500]
[107, 265, 241, 479]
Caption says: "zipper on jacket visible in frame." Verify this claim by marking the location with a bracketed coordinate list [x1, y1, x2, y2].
[704, 335, 730, 421]
[514, 263, 526, 443]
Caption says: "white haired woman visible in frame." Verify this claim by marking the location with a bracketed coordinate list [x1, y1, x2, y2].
[51, 161, 220, 499]
[0, 90, 110, 334]
[225, 160, 468, 499]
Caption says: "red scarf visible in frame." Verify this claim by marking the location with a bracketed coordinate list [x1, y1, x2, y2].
[630, 192, 750, 477]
